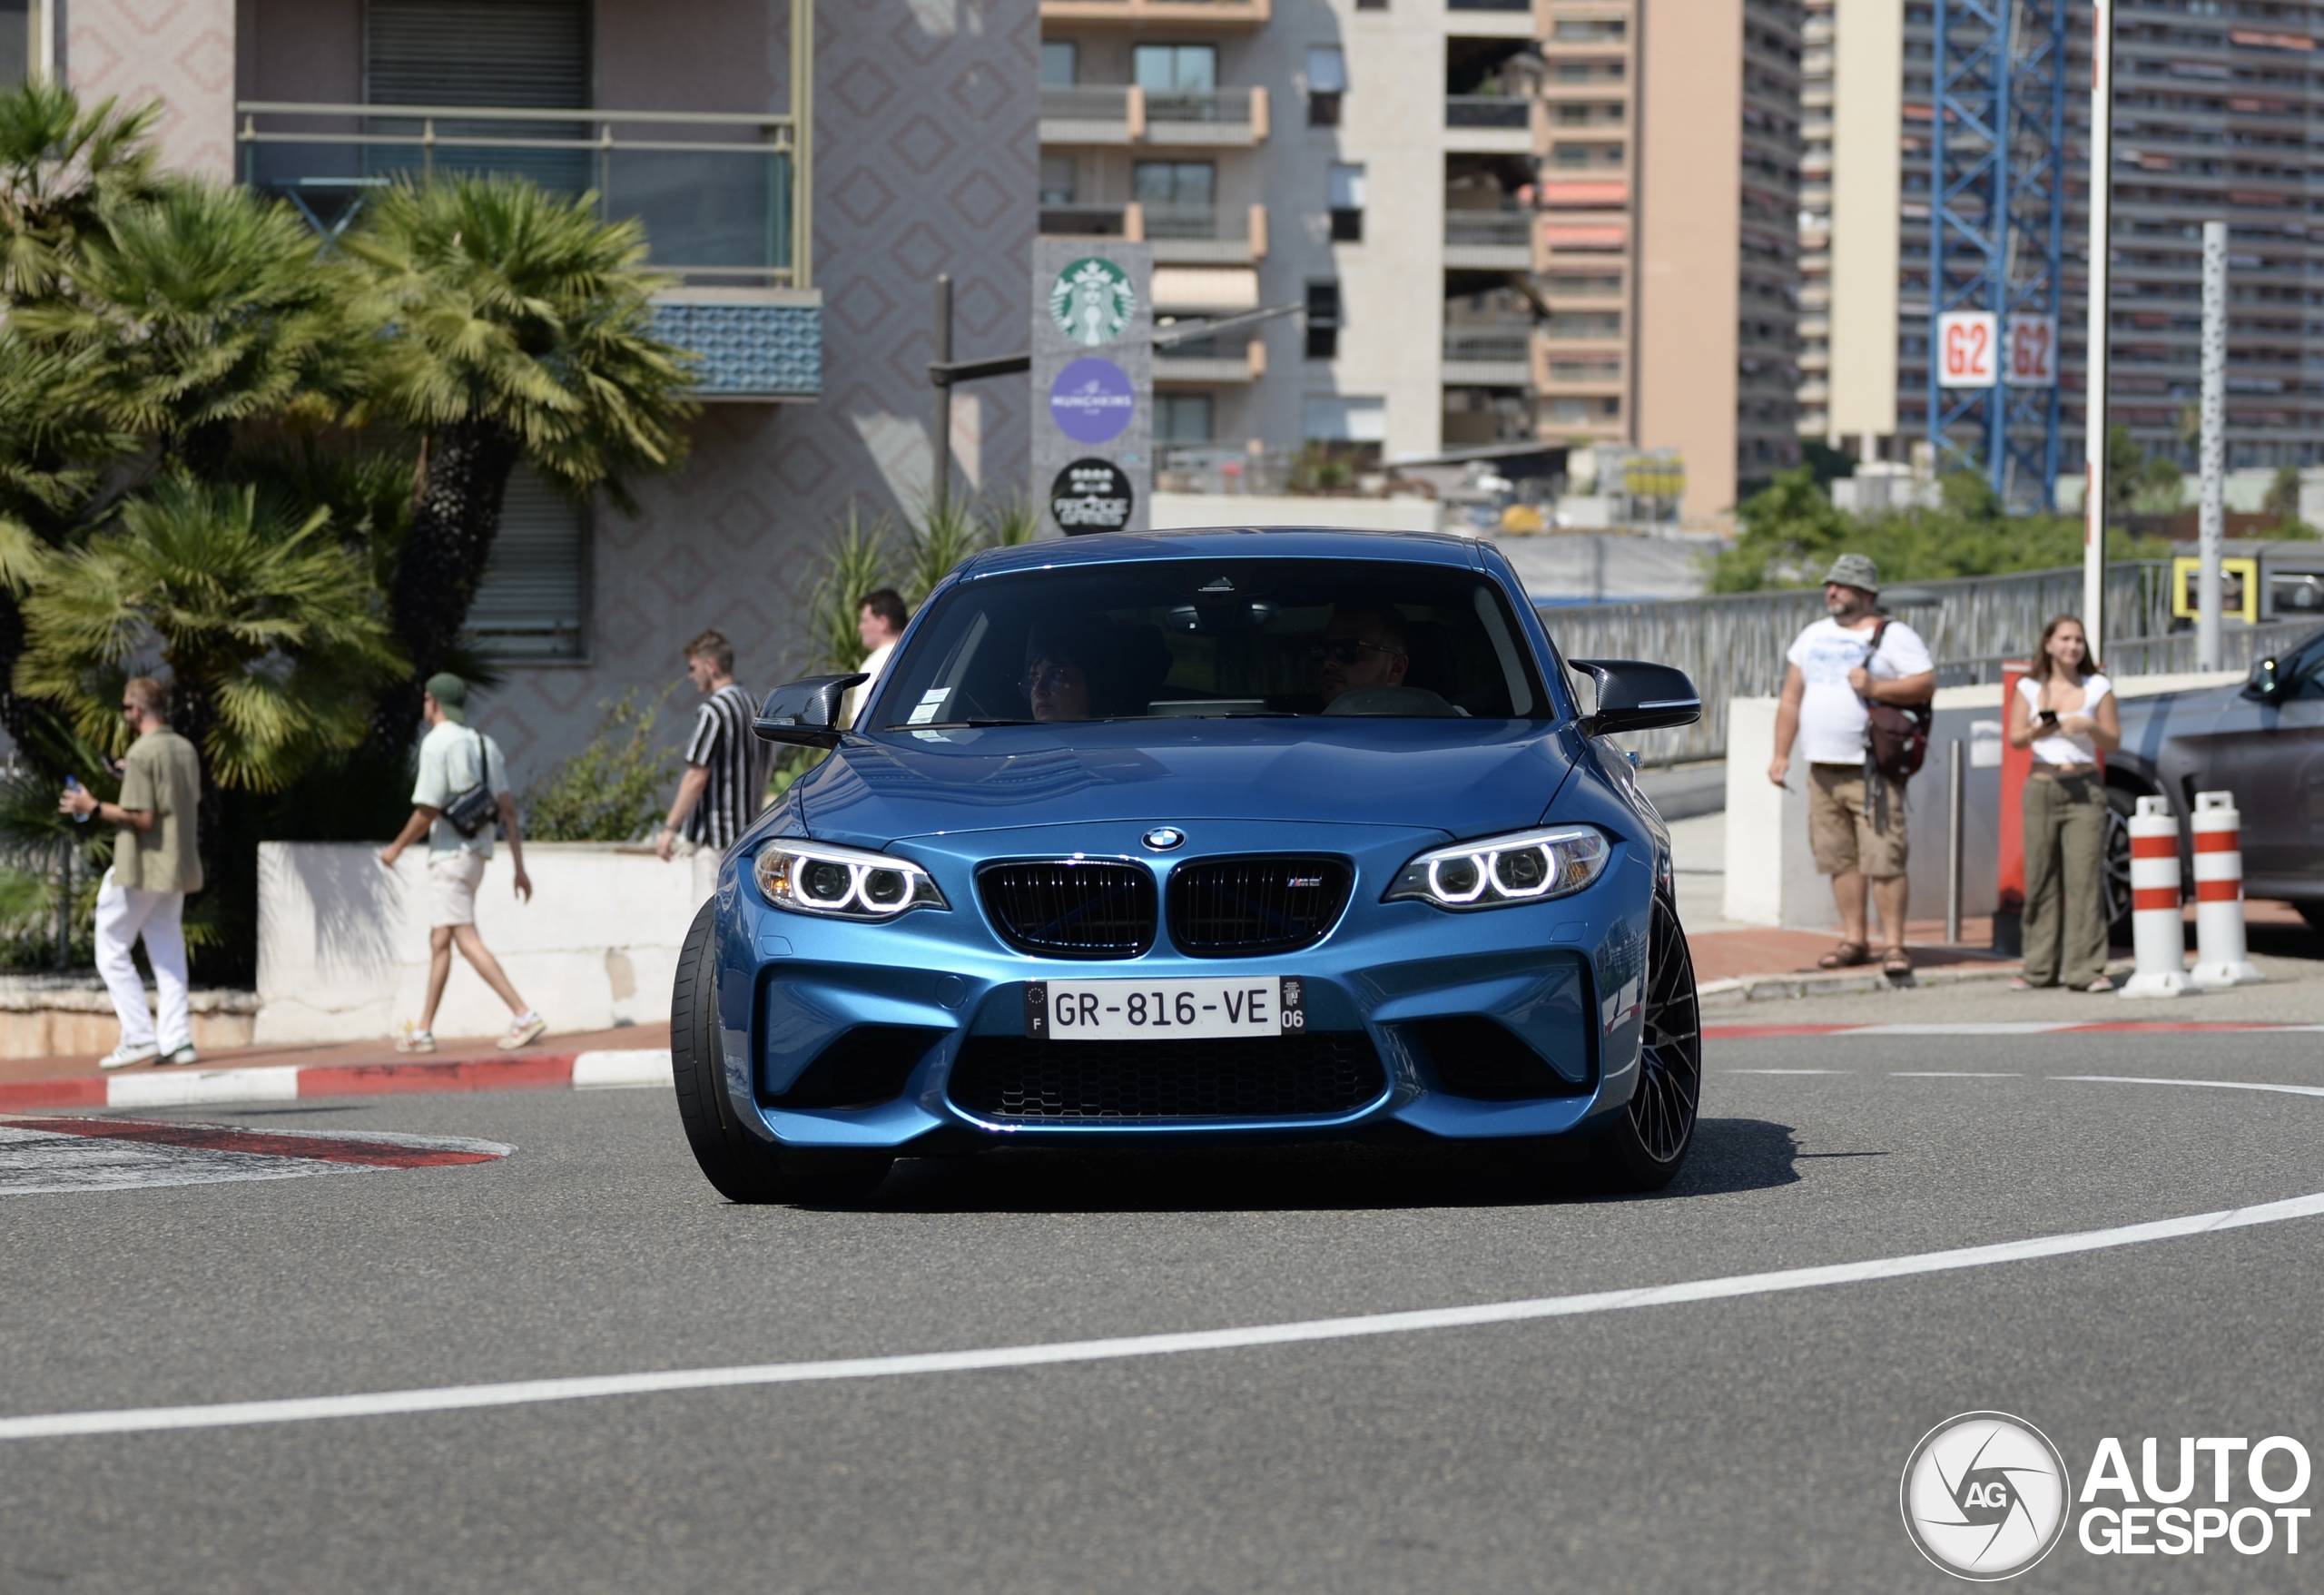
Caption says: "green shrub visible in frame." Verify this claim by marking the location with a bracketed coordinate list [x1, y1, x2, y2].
[522, 688, 675, 842]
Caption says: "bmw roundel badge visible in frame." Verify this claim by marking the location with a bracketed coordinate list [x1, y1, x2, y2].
[1142, 827, 1187, 851]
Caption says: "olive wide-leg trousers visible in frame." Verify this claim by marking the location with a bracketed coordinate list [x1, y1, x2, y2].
[2021, 772, 2110, 988]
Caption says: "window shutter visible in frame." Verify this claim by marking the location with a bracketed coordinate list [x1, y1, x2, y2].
[366, 0, 589, 109]
[466, 468, 589, 662]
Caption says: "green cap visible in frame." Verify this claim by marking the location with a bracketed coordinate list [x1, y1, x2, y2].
[424, 672, 468, 724]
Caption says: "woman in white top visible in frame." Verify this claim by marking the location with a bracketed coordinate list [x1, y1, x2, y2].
[2006, 615, 2121, 991]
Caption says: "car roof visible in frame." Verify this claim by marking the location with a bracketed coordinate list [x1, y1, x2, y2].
[960, 526, 1487, 580]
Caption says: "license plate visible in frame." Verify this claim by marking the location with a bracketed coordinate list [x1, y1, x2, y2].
[1026, 977, 1307, 1041]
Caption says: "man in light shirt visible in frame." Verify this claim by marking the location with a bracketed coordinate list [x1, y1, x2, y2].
[1767, 554, 1936, 976]
[843, 587, 909, 728]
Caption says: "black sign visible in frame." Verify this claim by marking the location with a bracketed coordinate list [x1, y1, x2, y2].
[1049, 458, 1135, 535]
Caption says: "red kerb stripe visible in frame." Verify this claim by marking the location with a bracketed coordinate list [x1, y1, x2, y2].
[0, 1078, 104, 1111]
[297, 1056, 576, 1099]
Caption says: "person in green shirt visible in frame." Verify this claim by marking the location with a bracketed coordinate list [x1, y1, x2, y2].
[60, 675, 203, 1069]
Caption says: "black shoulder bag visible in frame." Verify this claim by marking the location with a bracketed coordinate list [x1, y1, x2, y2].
[1863, 620, 1934, 785]
[442, 729, 499, 839]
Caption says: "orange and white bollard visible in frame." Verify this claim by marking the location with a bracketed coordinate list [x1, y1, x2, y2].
[2189, 791, 2264, 988]
[2120, 795, 2192, 999]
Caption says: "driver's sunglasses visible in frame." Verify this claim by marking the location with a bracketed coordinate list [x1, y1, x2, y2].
[1310, 638, 1405, 665]
[1022, 664, 1078, 694]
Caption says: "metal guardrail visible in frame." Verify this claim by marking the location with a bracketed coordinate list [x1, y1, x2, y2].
[236, 100, 804, 286]
[1446, 95, 1531, 129]
[1535, 561, 2261, 765]
[1445, 212, 1532, 246]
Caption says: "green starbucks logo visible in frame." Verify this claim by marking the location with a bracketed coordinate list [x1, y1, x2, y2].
[1049, 256, 1137, 348]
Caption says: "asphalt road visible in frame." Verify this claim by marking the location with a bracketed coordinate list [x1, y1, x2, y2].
[5, 1032, 2324, 1593]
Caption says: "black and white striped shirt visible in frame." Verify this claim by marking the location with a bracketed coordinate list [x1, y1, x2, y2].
[682, 683, 770, 849]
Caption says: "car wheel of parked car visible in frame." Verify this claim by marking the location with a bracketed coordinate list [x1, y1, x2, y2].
[1590, 893, 1700, 1192]
[672, 900, 894, 1206]
[2102, 785, 2140, 949]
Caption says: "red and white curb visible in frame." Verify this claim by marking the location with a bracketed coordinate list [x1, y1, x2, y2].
[1707, 1021, 2324, 1039]
[0, 1048, 671, 1113]
[0, 1117, 513, 1196]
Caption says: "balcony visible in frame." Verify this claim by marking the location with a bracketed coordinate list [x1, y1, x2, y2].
[1443, 95, 1534, 153]
[1039, 84, 1267, 147]
[1443, 210, 1531, 270]
[235, 99, 817, 399]
[1039, 0, 1270, 30]
[1039, 202, 1268, 263]
[1443, 327, 1534, 388]
[1155, 338, 1265, 383]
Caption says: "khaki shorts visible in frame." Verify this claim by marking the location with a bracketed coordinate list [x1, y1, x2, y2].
[1807, 763, 1908, 880]
[428, 852, 488, 927]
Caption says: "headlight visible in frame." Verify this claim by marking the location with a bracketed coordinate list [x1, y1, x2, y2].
[753, 838, 947, 921]
[1384, 825, 1611, 911]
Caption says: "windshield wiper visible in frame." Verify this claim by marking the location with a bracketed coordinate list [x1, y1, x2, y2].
[887, 718, 1035, 730]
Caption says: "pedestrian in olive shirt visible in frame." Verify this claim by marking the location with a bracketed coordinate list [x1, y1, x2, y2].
[59, 676, 204, 1069]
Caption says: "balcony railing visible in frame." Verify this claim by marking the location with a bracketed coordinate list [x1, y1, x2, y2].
[1444, 212, 1531, 247]
[1042, 85, 1134, 127]
[1145, 86, 1255, 124]
[1444, 330, 1534, 363]
[1041, 0, 1271, 27]
[1446, 95, 1531, 129]
[234, 101, 805, 288]
[1041, 203, 1128, 236]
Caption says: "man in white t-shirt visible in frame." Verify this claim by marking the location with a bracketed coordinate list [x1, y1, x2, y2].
[1767, 554, 1936, 974]
[842, 586, 910, 728]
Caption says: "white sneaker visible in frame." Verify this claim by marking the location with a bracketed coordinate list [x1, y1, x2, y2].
[98, 1042, 161, 1070]
[395, 1023, 437, 1055]
[497, 1012, 548, 1051]
[162, 1044, 199, 1067]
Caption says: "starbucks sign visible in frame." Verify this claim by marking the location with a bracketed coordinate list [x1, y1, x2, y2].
[1048, 256, 1137, 348]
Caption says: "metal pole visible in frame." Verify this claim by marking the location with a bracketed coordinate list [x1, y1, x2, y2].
[2197, 219, 2226, 671]
[2081, 0, 2115, 661]
[931, 274, 953, 517]
[1946, 739, 1965, 944]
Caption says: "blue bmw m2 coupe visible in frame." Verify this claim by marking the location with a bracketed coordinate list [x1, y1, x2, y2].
[672, 528, 1702, 1202]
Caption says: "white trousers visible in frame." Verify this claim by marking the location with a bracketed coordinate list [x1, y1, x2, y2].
[94, 871, 190, 1052]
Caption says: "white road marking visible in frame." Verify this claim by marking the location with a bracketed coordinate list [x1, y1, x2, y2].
[1892, 1072, 2022, 1078]
[0, 1127, 370, 1196]
[1723, 1068, 1852, 1075]
[7, 1074, 2324, 1442]
[571, 1049, 674, 1090]
[1844, 1023, 2074, 1036]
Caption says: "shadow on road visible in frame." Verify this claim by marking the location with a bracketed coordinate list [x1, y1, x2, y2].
[862, 1117, 1801, 1214]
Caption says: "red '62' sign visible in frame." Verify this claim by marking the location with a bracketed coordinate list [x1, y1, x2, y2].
[1936, 311, 2058, 388]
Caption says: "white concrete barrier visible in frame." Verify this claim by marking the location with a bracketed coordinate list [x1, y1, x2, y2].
[255, 842, 716, 1044]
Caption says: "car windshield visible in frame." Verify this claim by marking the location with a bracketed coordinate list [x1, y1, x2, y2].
[876, 557, 1551, 727]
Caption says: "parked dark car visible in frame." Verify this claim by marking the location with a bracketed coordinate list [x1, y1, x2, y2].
[2107, 625, 2324, 934]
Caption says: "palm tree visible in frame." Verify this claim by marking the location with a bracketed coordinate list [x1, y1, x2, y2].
[342, 174, 698, 746]
[0, 79, 166, 305]
[14, 476, 406, 793]
[12, 180, 357, 479]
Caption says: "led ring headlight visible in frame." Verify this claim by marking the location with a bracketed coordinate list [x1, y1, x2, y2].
[1386, 824, 1611, 911]
[755, 837, 947, 921]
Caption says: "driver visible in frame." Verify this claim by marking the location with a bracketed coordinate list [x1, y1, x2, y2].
[1315, 606, 1410, 706]
[1024, 625, 1098, 722]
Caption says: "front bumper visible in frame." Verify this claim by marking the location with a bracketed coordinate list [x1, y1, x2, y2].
[710, 820, 1654, 1152]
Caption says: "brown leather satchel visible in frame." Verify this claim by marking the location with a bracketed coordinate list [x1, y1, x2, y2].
[1864, 620, 1933, 784]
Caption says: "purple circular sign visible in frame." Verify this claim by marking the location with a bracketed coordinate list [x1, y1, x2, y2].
[1049, 357, 1135, 444]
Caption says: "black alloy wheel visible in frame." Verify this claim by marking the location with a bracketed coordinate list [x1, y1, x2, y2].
[1590, 891, 1701, 1191]
[671, 901, 893, 1206]
[2102, 784, 2138, 948]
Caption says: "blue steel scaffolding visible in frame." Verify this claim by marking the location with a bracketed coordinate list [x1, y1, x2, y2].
[1928, 0, 2068, 510]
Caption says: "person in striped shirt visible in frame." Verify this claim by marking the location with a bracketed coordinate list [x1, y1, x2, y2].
[655, 629, 771, 859]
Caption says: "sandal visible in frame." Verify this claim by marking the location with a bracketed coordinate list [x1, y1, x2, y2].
[1880, 946, 1914, 976]
[1817, 940, 1870, 970]
[2083, 977, 2115, 993]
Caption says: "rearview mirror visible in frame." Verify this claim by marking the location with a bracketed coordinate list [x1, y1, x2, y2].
[753, 674, 869, 749]
[1567, 658, 1702, 738]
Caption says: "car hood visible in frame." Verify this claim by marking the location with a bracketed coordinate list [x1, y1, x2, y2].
[788, 719, 1581, 848]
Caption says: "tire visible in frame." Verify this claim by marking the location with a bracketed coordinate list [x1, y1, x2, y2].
[2297, 901, 2324, 935]
[671, 900, 893, 1206]
[2102, 784, 2140, 949]
[1589, 892, 1701, 1193]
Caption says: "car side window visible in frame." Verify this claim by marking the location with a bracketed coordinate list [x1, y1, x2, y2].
[2290, 644, 2324, 701]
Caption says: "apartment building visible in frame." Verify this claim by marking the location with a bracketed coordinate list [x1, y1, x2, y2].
[1810, 0, 2324, 486]
[17, 0, 1035, 777]
[1037, 0, 1558, 474]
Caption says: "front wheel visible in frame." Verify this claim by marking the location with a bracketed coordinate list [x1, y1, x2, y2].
[1588, 893, 1701, 1192]
[671, 900, 893, 1206]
